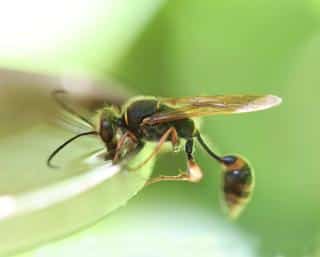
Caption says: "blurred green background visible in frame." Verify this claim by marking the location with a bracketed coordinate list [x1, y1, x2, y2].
[0, 1, 320, 257]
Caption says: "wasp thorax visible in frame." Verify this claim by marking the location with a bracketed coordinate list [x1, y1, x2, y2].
[221, 155, 254, 219]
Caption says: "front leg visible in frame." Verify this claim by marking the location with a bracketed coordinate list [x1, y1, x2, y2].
[112, 130, 138, 163]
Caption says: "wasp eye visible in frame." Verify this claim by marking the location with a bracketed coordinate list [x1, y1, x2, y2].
[102, 119, 111, 129]
[100, 119, 114, 142]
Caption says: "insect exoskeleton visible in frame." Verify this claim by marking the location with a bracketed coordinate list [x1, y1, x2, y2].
[96, 106, 121, 156]
[48, 91, 281, 218]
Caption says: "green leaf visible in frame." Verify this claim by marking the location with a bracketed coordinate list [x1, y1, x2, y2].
[0, 75, 155, 256]
[0, 123, 154, 256]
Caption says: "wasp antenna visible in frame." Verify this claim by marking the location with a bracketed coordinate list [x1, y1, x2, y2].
[195, 132, 223, 163]
[47, 131, 98, 168]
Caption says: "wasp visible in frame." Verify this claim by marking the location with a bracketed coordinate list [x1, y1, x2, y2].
[48, 92, 281, 218]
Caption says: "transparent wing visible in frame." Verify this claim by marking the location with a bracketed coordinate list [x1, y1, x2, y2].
[52, 89, 128, 132]
[142, 95, 282, 125]
[52, 90, 96, 132]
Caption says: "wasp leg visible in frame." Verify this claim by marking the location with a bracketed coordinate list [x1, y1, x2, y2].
[146, 139, 203, 185]
[112, 130, 138, 163]
[184, 139, 203, 182]
[170, 126, 180, 152]
[129, 127, 179, 171]
[145, 173, 189, 185]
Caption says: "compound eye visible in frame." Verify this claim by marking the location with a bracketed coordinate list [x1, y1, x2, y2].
[100, 119, 114, 142]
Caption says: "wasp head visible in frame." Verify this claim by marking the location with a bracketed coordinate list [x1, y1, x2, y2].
[99, 107, 121, 148]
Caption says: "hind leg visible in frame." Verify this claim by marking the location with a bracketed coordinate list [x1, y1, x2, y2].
[146, 139, 203, 185]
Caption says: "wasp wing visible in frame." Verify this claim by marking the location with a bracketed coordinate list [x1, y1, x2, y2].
[142, 95, 282, 125]
[52, 90, 97, 132]
[52, 88, 129, 133]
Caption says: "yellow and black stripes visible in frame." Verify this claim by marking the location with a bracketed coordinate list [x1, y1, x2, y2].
[221, 155, 254, 218]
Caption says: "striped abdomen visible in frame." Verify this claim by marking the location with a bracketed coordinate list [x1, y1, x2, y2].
[221, 155, 254, 218]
